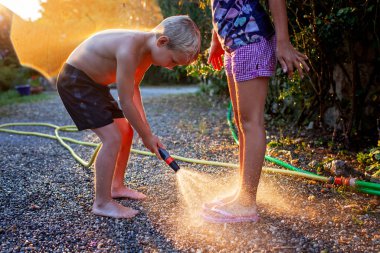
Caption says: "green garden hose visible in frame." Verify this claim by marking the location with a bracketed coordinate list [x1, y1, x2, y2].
[226, 102, 380, 196]
[1, 122, 379, 196]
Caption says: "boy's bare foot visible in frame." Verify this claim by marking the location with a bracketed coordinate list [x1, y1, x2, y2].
[111, 186, 147, 200]
[92, 200, 138, 219]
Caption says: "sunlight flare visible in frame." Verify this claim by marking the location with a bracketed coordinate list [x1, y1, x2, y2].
[0, 0, 45, 21]
[9, 0, 163, 78]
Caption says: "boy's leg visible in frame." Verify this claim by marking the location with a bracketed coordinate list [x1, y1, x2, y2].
[91, 123, 139, 218]
[111, 118, 146, 200]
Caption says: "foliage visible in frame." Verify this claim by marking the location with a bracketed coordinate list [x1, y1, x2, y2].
[357, 147, 380, 177]
[0, 54, 45, 92]
[187, 53, 228, 96]
[267, 69, 315, 127]
[29, 76, 41, 87]
[268, 0, 379, 149]
[157, 0, 212, 52]
[143, 65, 197, 85]
[191, 0, 379, 149]
[143, 0, 213, 85]
[0, 89, 52, 107]
[193, 1, 380, 137]
[0, 57, 29, 91]
[153, 0, 231, 94]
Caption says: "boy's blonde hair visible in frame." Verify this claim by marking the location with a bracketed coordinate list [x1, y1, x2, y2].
[152, 15, 201, 64]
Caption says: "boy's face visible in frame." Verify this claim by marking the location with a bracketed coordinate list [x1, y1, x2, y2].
[151, 36, 189, 70]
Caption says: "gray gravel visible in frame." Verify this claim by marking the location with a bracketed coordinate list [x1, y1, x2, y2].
[0, 90, 379, 252]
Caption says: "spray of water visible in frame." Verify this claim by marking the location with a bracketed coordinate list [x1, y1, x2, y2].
[175, 168, 238, 226]
[174, 166, 317, 226]
[145, 166, 319, 249]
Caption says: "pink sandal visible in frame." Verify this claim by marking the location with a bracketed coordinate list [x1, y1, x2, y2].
[200, 207, 260, 223]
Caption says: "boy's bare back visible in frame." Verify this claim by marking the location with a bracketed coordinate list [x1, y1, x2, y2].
[67, 30, 150, 85]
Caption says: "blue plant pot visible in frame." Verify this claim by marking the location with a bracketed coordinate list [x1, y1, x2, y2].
[15, 85, 31, 96]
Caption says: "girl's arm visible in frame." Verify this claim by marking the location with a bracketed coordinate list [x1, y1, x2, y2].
[268, 0, 309, 77]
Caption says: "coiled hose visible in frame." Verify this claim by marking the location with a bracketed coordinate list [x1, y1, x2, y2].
[1, 119, 379, 196]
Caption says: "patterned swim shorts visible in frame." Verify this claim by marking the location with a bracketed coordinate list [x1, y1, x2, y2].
[57, 63, 124, 131]
[224, 35, 277, 82]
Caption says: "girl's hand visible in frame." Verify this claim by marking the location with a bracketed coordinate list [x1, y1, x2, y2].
[276, 40, 309, 78]
[208, 33, 225, 71]
[208, 42, 224, 71]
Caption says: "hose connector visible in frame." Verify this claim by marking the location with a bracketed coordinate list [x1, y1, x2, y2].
[332, 176, 356, 187]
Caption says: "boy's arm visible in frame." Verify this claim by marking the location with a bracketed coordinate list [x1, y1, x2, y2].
[133, 68, 149, 125]
[116, 50, 161, 157]
[133, 85, 146, 124]
[268, 0, 309, 77]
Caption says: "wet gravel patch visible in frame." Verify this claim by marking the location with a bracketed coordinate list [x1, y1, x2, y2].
[0, 91, 379, 252]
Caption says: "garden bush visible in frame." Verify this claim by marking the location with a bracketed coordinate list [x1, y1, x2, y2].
[0, 57, 29, 91]
[181, 0, 379, 149]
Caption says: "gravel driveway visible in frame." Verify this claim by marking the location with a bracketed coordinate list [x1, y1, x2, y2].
[0, 89, 379, 252]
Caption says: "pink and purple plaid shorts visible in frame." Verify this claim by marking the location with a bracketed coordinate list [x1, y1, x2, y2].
[224, 35, 277, 82]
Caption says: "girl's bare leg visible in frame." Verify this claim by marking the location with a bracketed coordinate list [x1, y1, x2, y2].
[214, 77, 269, 216]
[237, 77, 268, 204]
[204, 75, 241, 207]
[227, 74, 243, 176]
[91, 123, 138, 219]
[111, 118, 146, 200]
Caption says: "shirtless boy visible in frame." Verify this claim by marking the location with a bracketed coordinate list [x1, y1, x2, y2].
[56, 16, 200, 218]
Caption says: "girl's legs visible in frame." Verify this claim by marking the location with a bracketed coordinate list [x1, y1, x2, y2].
[235, 77, 268, 206]
[209, 75, 242, 204]
[214, 77, 269, 216]
[227, 74, 243, 175]
[91, 122, 138, 218]
[111, 118, 146, 200]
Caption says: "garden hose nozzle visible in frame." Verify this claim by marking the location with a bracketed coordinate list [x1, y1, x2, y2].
[158, 148, 180, 172]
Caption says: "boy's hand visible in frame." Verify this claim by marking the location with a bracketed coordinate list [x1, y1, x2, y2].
[276, 40, 309, 78]
[208, 41, 225, 71]
[142, 134, 164, 159]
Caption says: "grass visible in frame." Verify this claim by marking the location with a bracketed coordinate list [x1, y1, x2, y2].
[0, 90, 54, 107]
